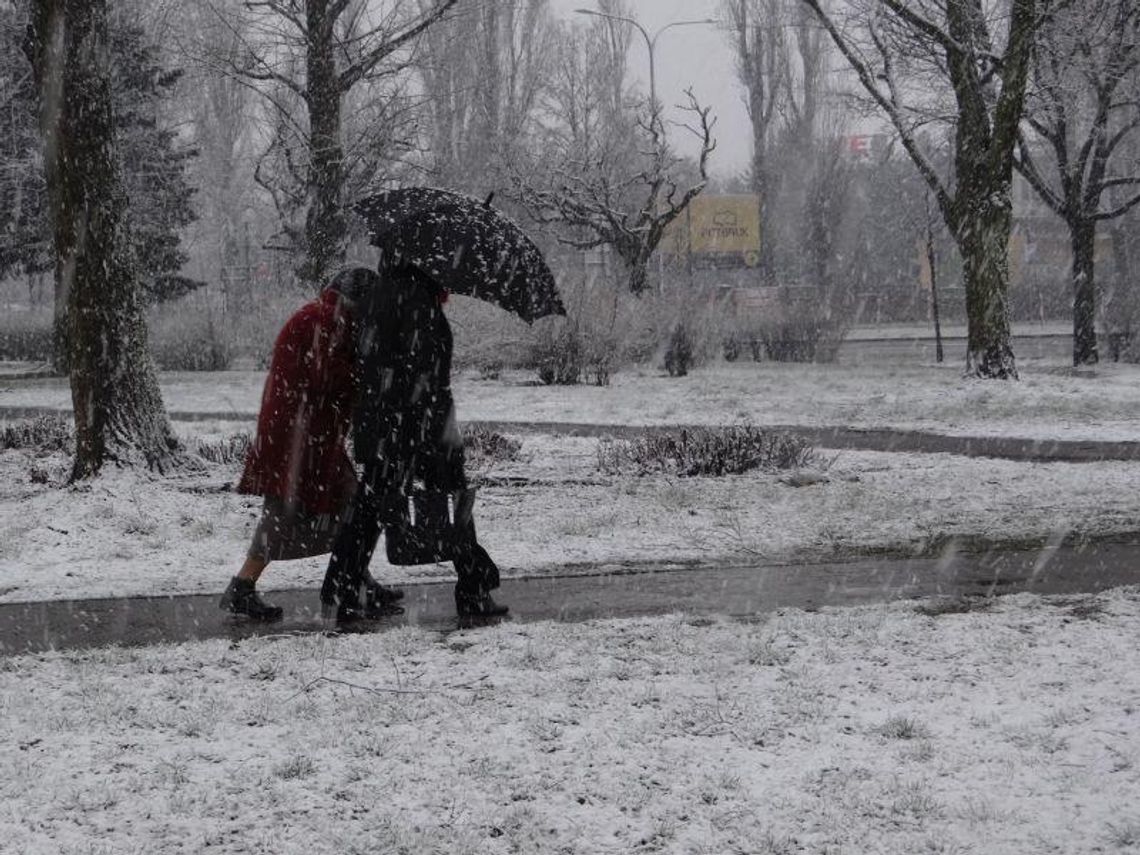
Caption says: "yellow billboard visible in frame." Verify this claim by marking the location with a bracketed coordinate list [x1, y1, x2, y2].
[663, 194, 761, 268]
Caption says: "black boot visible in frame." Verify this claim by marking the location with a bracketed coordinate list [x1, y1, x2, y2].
[334, 593, 405, 623]
[454, 544, 506, 619]
[363, 574, 404, 605]
[321, 579, 405, 620]
[219, 577, 283, 622]
[324, 576, 404, 623]
[454, 587, 509, 619]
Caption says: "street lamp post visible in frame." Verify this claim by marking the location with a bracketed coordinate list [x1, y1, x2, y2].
[574, 8, 716, 135]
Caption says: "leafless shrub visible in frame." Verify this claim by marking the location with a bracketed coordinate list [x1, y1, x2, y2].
[531, 321, 582, 385]
[462, 427, 521, 464]
[877, 715, 931, 741]
[598, 426, 814, 477]
[476, 358, 503, 380]
[1, 415, 73, 452]
[757, 312, 846, 363]
[190, 432, 252, 465]
[149, 309, 233, 371]
[0, 324, 54, 362]
[747, 635, 792, 667]
[274, 754, 316, 780]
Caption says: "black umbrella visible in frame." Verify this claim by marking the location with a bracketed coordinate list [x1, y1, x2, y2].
[354, 188, 565, 323]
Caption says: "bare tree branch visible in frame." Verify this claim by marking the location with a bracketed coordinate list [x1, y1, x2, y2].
[338, 0, 458, 91]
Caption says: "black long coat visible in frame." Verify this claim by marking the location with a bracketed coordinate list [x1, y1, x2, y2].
[351, 263, 465, 494]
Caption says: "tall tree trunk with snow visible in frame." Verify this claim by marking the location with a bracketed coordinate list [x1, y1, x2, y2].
[944, 0, 1030, 378]
[1071, 218, 1098, 365]
[301, 0, 346, 289]
[28, 0, 178, 479]
[954, 192, 1017, 376]
[802, 0, 1036, 379]
[1016, 0, 1140, 367]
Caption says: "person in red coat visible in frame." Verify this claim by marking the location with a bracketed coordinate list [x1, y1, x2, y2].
[220, 268, 402, 620]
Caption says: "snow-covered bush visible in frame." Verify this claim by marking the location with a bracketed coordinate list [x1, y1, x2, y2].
[189, 432, 251, 465]
[149, 309, 232, 371]
[757, 313, 845, 363]
[462, 427, 521, 466]
[597, 426, 814, 477]
[531, 320, 583, 385]
[0, 312, 53, 362]
[0, 415, 72, 452]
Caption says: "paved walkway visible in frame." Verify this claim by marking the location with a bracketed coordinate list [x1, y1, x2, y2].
[3, 537, 1138, 655]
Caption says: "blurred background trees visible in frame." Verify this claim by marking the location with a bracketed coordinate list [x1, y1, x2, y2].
[4, 0, 1140, 405]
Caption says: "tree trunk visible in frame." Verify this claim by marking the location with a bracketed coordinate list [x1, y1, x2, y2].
[52, 276, 68, 373]
[302, 0, 346, 290]
[1070, 217, 1099, 366]
[955, 195, 1018, 379]
[926, 219, 944, 363]
[29, 0, 178, 479]
[625, 259, 650, 296]
[752, 152, 777, 288]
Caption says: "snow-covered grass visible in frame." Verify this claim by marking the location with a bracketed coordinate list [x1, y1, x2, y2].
[2, 589, 1137, 854]
[2, 428, 1139, 604]
[4, 357, 1140, 440]
[2, 340, 1138, 852]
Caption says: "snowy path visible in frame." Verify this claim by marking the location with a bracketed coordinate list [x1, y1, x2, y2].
[4, 536, 1138, 655]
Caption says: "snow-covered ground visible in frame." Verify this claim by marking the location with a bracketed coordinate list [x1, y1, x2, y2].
[4, 358, 1140, 440]
[3, 354, 1140, 853]
[3, 356, 1140, 604]
[2, 589, 1138, 854]
[2, 430, 1139, 604]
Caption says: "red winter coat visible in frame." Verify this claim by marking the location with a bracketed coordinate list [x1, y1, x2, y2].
[237, 289, 357, 514]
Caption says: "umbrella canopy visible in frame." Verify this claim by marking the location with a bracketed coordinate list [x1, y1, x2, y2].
[354, 188, 565, 323]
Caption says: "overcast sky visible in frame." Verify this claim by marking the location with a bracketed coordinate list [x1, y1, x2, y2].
[548, 0, 752, 179]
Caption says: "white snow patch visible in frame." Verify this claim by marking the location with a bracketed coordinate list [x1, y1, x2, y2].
[1, 430, 1138, 603]
[1, 591, 1137, 853]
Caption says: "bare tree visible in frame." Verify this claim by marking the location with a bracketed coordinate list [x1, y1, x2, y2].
[801, 0, 1040, 379]
[800, 124, 856, 310]
[0, 6, 51, 293]
[512, 14, 716, 295]
[1016, 0, 1140, 365]
[724, 0, 786, 285]
[726, 0, 857, 307]
[211, 0, 458, 289]
[172, 1, 259, 304]
[1104, 119, 1140, 358]
[26, 0, 178, 479]
[416, 0, 552, 194]
[726, 0, 835, 286]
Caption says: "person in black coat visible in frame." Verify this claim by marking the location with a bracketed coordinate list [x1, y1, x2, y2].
[321, 257, 507, 622]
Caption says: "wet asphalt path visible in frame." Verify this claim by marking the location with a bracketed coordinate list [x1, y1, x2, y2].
[2, 538, 1138, 655]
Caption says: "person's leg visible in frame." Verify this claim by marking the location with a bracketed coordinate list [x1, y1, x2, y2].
[324, 490, 380, 609]
[236, 556, 268, 582]
[453, 538, 508, 618]
[423, 424, 507, 619]
[220, 505, 283, 621]
[323, 465, 402, 619]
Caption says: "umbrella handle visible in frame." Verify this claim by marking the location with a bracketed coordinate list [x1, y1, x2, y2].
[483, 192, 495, 209]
